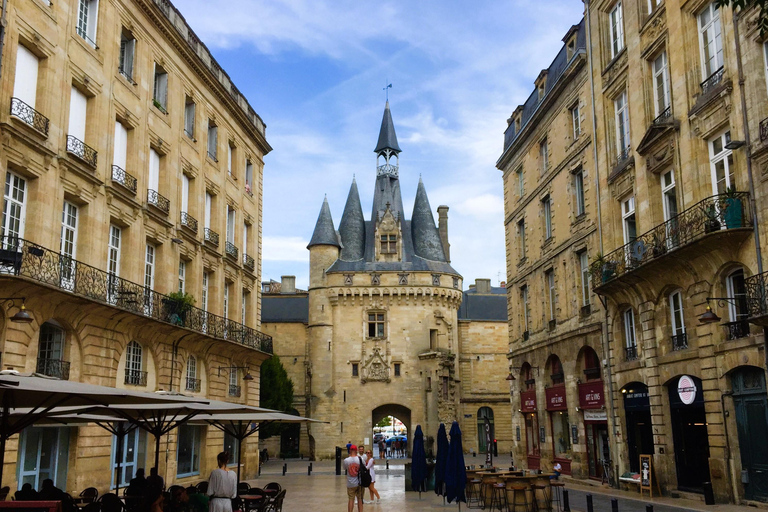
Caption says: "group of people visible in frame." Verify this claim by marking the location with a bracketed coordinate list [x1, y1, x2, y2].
[15, 480, 71, 503]
[343, 444, 381, 512]
[385, 439, 406, 459]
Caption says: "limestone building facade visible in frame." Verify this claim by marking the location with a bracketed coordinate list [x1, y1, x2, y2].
[261, 105, 511, 460]
[0, 0, 271, 491]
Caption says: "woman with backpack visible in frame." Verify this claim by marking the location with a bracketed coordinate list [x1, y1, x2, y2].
[365, 450, 381, 503]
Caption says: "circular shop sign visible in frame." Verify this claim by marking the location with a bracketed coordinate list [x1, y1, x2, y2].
[677, 375, 697, 405]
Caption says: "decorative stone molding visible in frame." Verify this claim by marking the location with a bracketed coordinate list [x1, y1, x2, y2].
[361, 346, 391, 383]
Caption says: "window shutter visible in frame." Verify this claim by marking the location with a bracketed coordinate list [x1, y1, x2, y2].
[148, 149, 160, 190]
[205, 193, 212, 228]
[86, 0, 99, 43]
[124, 38, 135, 78]
[158, 72, 168, 107]
[113, 121, 128, 168]
[185, 102, 195, 135]
[13, 45, 39, 108]
[181, 174, 189, 213]
[68, 86, 87, 140]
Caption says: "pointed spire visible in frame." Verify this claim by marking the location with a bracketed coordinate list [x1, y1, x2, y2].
[307, 197, 340, 249]
[374, 101, 401, 155]
[338, 178, 366, 260]
[411, 178, 446, 262]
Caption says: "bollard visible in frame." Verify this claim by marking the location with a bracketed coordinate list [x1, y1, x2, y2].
[282, 463, 287, 476]
[646, 506, 653, 512]
[611, 498, 618, 512]
[563, 490, 570, 512]
[308, 464, 311, 475]
[586, 494, 594, 512]
[310, 462, 313, 472]
[386, 461, 389, 470]
[258, 464, 261, 477]
[335, 446, 342, 476]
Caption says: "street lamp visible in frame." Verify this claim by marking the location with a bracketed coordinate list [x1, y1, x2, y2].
[697, 297, 741, 324]
[216, 365, 254, 381]
[0, 297, 33, 324]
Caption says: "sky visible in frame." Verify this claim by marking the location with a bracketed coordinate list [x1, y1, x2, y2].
[175, 0, 585, 290]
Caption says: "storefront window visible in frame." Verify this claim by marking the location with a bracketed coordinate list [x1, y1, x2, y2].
[526, 413, 539, 456]
[177, 425, 202, 477]
[552, 411, 571, 457]
[622, 382, 653, 473]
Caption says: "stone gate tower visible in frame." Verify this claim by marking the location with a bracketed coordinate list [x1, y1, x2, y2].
[305, 102, 463, 459]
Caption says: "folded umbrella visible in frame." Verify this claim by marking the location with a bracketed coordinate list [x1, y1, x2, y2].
[411, 425, 428, 497]
[435, 423, 449, 499]
[445, 421, 467, 508]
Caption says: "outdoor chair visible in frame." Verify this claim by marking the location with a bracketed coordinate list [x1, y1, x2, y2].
[264, 490, 285, 512]
[195, 482, 208, 494]
[0, 487, 9, 501]
[79, 488, 98, 504]
[264, 483, 281, 494]
[98, 493, 125, 512]
[237, 482, 251, 495]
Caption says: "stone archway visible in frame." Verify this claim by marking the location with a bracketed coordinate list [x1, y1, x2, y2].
[372, 403, 412, 456]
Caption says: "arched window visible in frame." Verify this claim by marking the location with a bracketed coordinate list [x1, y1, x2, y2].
[669, 290, 687, 350]
[185, 355, 200, 392]
[622, 308, 638, 361]
[125, 341, 145, 386]
[477, 407, 494, 453]
[581, 346, 601, 381]
[548, 355, 564, 385]
[726, 268, 750, 339]
[228, 364, 240, 397]
[521, 363, 535, 391]
[37, 322, 68, 380]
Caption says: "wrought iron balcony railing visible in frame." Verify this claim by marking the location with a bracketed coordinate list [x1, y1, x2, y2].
[671, 332, 688, 351]
[147, 189, 170, 214]
[66, 135, 98, 167]
[225, 241, 239, 260]
[243, 253, 255, 270]
[591, 192, 752, 289]
[723, 320, 750, 341]
[185, 377, 201, 392]
[229, 384, 241, 397]
[0, 236, 273, 353]
[10, 97, 50, 136]
[207, 150, 218, 162]
[625, 345, 638, 361]
[36, 358, 71, 380]
[111, 165, 137, 194]
[180, 212, 198, 233]
[700, 66, 725, 96]
[745, 270, 768, 321]
[204, 228, 219, 247]
[119, 67, 136, 85]
[125, 369, 148, 387]
[615, 145, 631, 167]
[652, 106, 672, 125]
[760, 117, 768, 143]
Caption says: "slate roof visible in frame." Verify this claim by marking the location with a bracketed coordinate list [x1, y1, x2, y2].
[458, 286, 508, 321]
[307, 197, 340, 248]
[411, 178, 446, 261]
[261, 294, 309, 323]
[374, 101, 402, 154]
[338, 178, 366, 261]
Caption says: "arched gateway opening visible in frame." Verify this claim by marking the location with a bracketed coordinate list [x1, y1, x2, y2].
[372, 404, 411, 459]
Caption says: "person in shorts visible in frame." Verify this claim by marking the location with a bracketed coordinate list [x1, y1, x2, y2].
[343, 445, 364, 512]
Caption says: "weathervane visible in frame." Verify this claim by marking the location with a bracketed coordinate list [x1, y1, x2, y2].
[383, 82, 392, 101]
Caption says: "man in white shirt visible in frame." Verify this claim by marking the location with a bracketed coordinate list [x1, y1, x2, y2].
[343, 445, 364, 512]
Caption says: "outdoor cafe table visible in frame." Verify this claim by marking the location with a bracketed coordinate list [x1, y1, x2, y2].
[476, 471, 517, 506]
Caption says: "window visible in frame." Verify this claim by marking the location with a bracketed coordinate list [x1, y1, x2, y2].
[118, 29, 136, 82]
[609, 2, 625, 58]
[152, 64, 168, 113]
[543, 196, 552, 240]
[579, 252, 590, 307]
[546, 270, 555, 321]
[394, 363, 401, 377]
[516, 167, 524, 197]
[226, 206, 236, 244]
[243, 223, 250, 258]
[223, 283, 230, 321]
[622, 196, 636, 245]
[76, 0, 99, 47]
[551, 410, 571, 458]
[614, 90, 630, 156]
[648, 0, 663, 15]
[186, 355, 198, 391]
[245, 160, 253, 194]
[571, 104, 581, 139]
[107, 225, 121, 304]
[144, 244, 155, 290]
[367, 312, 385, 338]
[517, 218, 526, 259]
[380, 234, 397, 254]
[176, 425, 201, 477]
[202, 271, 209, 312]
[227, 143, 234, 176]
[38, 322, 65, 375]
[125, 340, 143, 385]
[113, 121, 128, 172]
[698, 3, 723, 79]
[430, 329, 438, 350]
[224, 431, 239, 465]
[207, 121, 218, 161]
[652, 51, 670, 117]
[2, 171, 26, 242]
[352, 363, 359, 377]
[204, 192, 212, 230]
[184, 96, 195, 139]
[623, 308, 637, 359]
[726, 269, 748, 323]
[521, 285, 530, 333]
[574, 169, 585, 216]
[178, 260, 186, 294]
[764, 42, 768, 95]
[181, 174, 190, 216]
[709, 131, 734, 194]
[13, 45, 39, 112]
[60, 202, 78, 290]
[241, 290, 248, 325]
[148, 148, 160, 195]
[661, 170, 678, 222]
[539, 138, 549, 172]
[68, 86, 87, 143]
[669, 290, 685, 337]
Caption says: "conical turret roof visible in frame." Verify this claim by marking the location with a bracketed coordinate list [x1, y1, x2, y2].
[374, 101, 401, 154]
[411, 178, 446, 262]
[307, 197, 340, 249]
[338, 178, 366, 260]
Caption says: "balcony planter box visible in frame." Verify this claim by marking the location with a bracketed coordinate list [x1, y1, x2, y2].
[162, 292, 195, 327]
[601, 262, 617, 283]
[703, 204, 721, 233]
[723, 197, 743, 229]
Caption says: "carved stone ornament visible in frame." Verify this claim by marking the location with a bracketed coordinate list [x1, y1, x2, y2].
[645, 138, 675, 174]
[361, 346, 390, 383]
[379, 208, 397, 232]
[371, 273, 381, 285]
[344, 274, 354, 285]
[398, 273, 409, 285]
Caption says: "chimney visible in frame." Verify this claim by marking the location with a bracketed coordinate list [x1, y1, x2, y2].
[500, 281, 506, 288]
[280, 275, 296, 294]
[475, 278, 491, 294]
[437, 205, 450, 263]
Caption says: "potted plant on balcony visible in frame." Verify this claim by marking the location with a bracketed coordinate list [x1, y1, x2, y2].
[651, 231, 666, 257]
[722, 187, 743, 229]
[703, 203, 721, 233]
[590, 253, 617, 283]
[163, 291, 195, 326]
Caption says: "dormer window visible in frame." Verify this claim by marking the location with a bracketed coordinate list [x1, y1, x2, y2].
[567, 39, 576, 60]
[380, 234, 397, 254]
[538, 84, 545, 100]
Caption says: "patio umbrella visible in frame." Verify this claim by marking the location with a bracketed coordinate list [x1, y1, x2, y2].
[434, 423, 449, 502]
[411, 425, 428, 498]
[445, 421, 467, 509]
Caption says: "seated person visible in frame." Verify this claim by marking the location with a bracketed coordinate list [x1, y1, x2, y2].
[185, 488, 208, 512]
[169, 487, 190, 512]
[39, 479, 65, 500]
[126, 468, 147, 496]
[15, 483, 39, 501]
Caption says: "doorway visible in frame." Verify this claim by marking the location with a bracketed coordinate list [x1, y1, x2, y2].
[280, 409, 301, 458]
[586, 422, 609, 479]
[669, 375, 710, 492]
[622, 382, 653, 473]
[18, 427, 70, 490]
[733, 367, 768, 502]
[477, 407, 494, 453]
[111, 428, 147, 488]
[371, 404, 411, 459]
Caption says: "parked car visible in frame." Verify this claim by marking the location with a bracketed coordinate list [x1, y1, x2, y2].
[373, 433, 385, 443]
[386, 435, 407, 446]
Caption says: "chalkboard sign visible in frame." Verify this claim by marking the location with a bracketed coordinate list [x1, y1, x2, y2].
[640, 454, 653, 497]
[571, 424, 578, 444]
[539, 426, 546, 443]
[516, 426, 521, 441]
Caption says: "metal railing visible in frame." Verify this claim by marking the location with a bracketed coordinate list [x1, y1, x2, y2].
[207, 150, 218, 162]
[180, 212, 198, 233]
[652, 106, 672, 125]
[243, 253, 255, 270]
[36, 358, 71, 380]
[591, 192, 752, 288]
[147, 189, 170, 214]
[185, 377, 201, 392]
[760, 117, 768, 143]
[152, 99, 168, 115]
[671, 332, 688, 351]
[724, 320, 751, 341]
[745, 270, 768, 320]
[228, 384, 241, 397]
[10, 97, 50, 136]
[125, 369, 148, 387]
[615, 145, 631, 167]
[225, 241, 239, 260]
[111, 165, 137, 194]
[0, 236, 273, 353]
[76, 26, 97, 47]
[66, 135, 98, 167]
[700, 66, 725, 95]
[204, 228, 219, 246]
[119, 67, 136, 85]
[625, 345, 638, 361]
[377, 163, 398, 178]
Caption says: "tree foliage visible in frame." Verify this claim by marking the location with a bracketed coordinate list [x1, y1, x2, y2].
[716, 0, 768, 36]
[259, 355, 295, 439]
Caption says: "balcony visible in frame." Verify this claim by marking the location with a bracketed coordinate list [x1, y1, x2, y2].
[204, 228, 219, 247]
[225, 241, 239, 260]
[723, 320, 751, 341]
[0, 236, 273, 353]
[700, 66, 725, 96]
[66, 135, 98, 167]
[36, 358, 71, 380]
[111, 165, 137, 194]
[10, 97, 49, 136]
[671, 332, 688, 351]
[652, 106, 672, 125]
[591, 192, 752, 292]
[228, 384, 241, 397]
[625, 345, 638, 361]
[185, 377, 201, 392]
[147, 189, 170, 214]
[180, 211, 198, 233]
[125, 369, 148, 387]
[243, 253, 255, 270]
[746, 270, 768, 327]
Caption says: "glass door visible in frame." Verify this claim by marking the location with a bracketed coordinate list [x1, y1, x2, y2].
[60, 202, 78, 291]
[19, 427, 68, 489]
[111, 428, 146, 488]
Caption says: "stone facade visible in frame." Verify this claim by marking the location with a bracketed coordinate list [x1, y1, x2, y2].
[0, 0, 271, 492]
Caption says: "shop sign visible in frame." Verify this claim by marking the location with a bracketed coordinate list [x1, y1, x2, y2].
[521, 390, 537, 412]
[578, 380, 605, 409]
[677, 375, 697, 405]
[584, 410, 607, 421]
[546, 386, 567, 411]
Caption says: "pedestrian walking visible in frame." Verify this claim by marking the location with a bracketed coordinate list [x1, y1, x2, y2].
[343, 445, 364, 512]
[346, 441, 352, 455]
[207, 451, 237, 512]
[365, 450, 381, 503]
[379, 440, 386, 459]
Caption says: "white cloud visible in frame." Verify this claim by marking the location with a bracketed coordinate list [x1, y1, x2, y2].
[262, 236, 309, 261]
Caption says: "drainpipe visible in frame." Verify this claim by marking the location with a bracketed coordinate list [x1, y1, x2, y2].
[586, 0, 619, 488]
[721, 391, 736, 503]
[0, 0, 9, 79]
